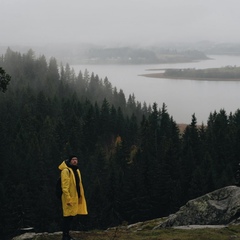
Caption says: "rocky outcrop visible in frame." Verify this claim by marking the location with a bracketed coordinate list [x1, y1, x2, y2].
[155, 185, 240, 229]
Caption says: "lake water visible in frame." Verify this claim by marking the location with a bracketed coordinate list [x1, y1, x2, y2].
[72, 55, 240, 124]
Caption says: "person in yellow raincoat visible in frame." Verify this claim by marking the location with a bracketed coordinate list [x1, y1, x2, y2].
[58, 155, 88, 240]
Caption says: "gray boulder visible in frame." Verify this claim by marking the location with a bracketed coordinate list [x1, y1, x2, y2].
[157, 185, 240, 228]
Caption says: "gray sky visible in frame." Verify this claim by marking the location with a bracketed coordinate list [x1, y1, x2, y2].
[1, 0, 240, 46]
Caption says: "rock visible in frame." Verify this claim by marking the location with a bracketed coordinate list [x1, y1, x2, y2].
[12, 232, 39, 240]
[172, 225, 227, 229]
[12, 232, 62, 240]
[155, 185, 240, 229]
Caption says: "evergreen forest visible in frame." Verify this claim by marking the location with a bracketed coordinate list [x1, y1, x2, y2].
[0, 48, 240, 240]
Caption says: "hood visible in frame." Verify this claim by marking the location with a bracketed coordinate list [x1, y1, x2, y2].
[58, 160, 69, 171]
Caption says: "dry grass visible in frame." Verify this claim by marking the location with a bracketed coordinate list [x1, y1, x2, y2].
[30, 224, 240, 240]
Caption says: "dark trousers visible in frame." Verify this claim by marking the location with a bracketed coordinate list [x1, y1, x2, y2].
[62, 216, 74, 236]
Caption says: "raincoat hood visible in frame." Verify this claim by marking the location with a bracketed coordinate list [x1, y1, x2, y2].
[58, 160, 70, 171]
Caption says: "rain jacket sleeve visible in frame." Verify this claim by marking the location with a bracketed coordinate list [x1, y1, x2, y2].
[61, 168, 72, 204]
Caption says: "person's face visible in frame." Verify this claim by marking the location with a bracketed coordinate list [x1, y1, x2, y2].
[70, 157, 78, 166]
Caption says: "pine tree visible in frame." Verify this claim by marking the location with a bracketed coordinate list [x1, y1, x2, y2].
[0, 67, 11, 92]
[46, 57, 59, 96]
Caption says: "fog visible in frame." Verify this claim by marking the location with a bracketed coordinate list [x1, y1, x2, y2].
[1, 0, 240, 47]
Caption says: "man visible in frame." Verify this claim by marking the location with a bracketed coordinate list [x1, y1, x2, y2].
[58, 155, 88, 240]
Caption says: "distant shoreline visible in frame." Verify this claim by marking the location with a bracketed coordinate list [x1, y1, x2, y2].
[139, 72, 240, 81]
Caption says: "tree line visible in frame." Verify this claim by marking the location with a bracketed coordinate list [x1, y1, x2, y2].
[0, 48, 239, 239]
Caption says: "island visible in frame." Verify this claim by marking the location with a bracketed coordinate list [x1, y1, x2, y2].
[140, 66, 240, 81]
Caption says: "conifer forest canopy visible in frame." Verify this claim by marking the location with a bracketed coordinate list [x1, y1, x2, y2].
[0, 48, 240, 239]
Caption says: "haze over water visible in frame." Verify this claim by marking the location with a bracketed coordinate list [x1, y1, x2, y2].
[2, 0, 240, 124]
[72, 55, 240, 124]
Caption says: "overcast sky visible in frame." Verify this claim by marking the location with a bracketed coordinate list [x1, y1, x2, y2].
[1, 0, 240, 47]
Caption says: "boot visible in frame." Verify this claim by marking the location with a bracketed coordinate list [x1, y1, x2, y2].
[68, 236, 76, 240]
[62, 233, 69, 240]
[62, 236, 69, 240]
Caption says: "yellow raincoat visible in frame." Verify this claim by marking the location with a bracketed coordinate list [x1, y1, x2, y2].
[58, 161, 88, 216]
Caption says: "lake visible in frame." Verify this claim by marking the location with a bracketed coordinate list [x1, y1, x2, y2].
[72, 55, 240, 124]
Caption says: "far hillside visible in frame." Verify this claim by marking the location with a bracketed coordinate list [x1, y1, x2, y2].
[84, 47, 209, 64]
[0, 44, 209, 65]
